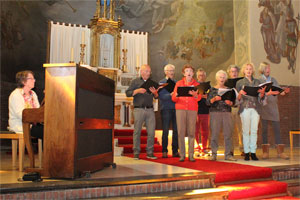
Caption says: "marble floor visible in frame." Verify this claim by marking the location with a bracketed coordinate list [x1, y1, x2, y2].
[0, 147, 299, 185]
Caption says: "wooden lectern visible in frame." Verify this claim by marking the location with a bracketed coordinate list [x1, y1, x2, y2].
[43, 63, 115, 178]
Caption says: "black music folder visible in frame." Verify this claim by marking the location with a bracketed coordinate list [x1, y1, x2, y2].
[259, 81, 273, 92]
[271, 85, 284, 93]
[243, 81, 273, 97]
[218, 88, 238, 102]
[177, 86, 196, 97]
[195, 81, 211, 94]
[140, 79, 159, 93]
[163, 78, 176, 93]
[225, 77, 243, 88]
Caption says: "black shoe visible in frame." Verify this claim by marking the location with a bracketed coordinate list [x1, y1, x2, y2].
[250, 153, 259, 161]
[230, 152, 234, 156]
[179, 157, 185, 162]
[244, 153, 250, 161]
[162, 152, 168, 158]
[173, 152, 180, 157]
[189, 157, 195, 162]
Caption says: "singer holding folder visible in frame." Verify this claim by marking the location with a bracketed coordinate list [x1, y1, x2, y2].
[126, 64, 159, 160]
[227, 65, 244, 156]
[207, 70, 236, 161]
[258, 62, 290, 160]
[158, 64, 179, 158]
[172, 64, 201, 162]
[195, 68, 210, 156]
[236, 63, 266, 161]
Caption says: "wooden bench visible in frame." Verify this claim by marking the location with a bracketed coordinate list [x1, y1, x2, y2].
[0, 131, 42, 171]
[290, 130, 300, 152]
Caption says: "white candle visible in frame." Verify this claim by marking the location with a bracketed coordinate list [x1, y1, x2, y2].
[81, 31, 85, 44]
[123, 36, 126, 49]
[71, 48, 74, 61]
[136, 55, 140, 67]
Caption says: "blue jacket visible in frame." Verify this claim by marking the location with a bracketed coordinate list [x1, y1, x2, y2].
[158, 78, 176, 110]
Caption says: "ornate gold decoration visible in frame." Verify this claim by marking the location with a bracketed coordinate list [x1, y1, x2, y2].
[122, 49, 128, 73]
[79, 44, 86, 65]
[90, 0, 123, 69]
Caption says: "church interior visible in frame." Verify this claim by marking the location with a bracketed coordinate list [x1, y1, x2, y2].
[1, 0, 300, 199]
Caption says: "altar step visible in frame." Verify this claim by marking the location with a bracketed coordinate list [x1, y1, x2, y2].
[114, 129, 162, 154]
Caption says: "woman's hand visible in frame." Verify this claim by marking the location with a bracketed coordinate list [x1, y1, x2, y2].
[225, 100, 233, 106]
[202, 94, 208, 99]
[238, 89, 246, 100]
[211, 95, 221, 103]
[266, 89, 280, 96]
[258, 86, 266, 97]
[189, 90, 198, 99]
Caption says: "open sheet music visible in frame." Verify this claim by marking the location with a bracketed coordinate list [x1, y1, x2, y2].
[195, 81, 211, 94]
[243, 81, 273, 97]
[218, 88, 238, 102]
[177, 86, 196, 97]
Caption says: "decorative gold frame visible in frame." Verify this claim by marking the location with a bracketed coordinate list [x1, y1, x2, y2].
[89, 0, 123, 69]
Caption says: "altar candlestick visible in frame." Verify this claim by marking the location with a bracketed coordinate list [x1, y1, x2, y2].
[123, 36, 126, 49]
[81, 31, 85, 44]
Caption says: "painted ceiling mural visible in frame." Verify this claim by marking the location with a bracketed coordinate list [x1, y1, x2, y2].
[258, 0, 299, 74]
[1, 0, 234, 82]
[117, 0, 235, 80]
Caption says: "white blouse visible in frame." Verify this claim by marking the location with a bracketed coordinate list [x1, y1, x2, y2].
[8, 88, 40, 133]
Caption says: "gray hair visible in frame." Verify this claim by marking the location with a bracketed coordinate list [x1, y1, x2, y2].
[227, 65, 240, 74]
[164, 64, 175, 71]
[215, 70, 228, 80]
[258, 62, 270, 74]
[196, 68, 206, 76]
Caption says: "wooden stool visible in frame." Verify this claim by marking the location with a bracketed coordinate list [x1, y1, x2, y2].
[0, 131, 42, 171]
[289, 130, 300, 152]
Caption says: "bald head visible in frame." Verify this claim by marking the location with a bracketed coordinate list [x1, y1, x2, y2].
[140, 64, 151, 80]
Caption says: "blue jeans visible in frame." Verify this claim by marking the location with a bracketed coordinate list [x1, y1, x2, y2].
[240, 108, 260, 153]
[161, 109, 178, 154]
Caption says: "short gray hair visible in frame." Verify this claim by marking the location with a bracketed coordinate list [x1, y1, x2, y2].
[196, 68, 206, 76]
[215, 70, 228, 80]
[164, 64, 175, 71]
[258, 62, 270, 74]
[227, 65, 240, 74]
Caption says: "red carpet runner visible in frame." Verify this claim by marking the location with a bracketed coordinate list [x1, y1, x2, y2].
[129, 153, 272, 184]
[117, 129, 290, 199]
[115, 129, 162, 154]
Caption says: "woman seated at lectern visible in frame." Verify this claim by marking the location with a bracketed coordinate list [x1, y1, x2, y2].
[8, 70, 43, 139]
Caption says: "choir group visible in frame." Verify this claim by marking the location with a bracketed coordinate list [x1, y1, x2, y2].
[126, 62, 290, 162]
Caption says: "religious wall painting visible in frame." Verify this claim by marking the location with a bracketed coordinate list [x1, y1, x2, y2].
[116, 0, 184, 34]
[164, 16, 226, 63]
[258, 0, 299, 73]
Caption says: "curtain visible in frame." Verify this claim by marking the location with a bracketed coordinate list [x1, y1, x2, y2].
[120, 30, 148, 74]
[50, 21, 90, 64]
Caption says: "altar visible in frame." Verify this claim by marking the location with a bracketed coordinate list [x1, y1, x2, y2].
[46, 0, 150, 130]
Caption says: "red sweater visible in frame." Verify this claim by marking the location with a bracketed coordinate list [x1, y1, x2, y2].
[172, 77, 201, 111]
